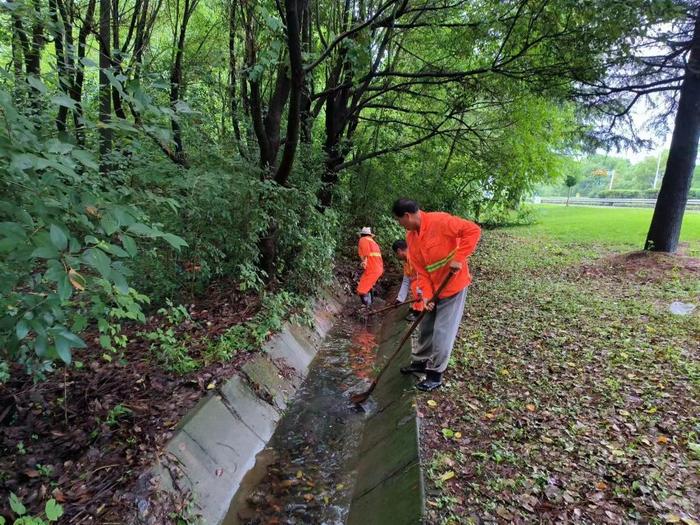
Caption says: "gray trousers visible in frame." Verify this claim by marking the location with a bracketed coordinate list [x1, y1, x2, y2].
[413, 287, 468, 374]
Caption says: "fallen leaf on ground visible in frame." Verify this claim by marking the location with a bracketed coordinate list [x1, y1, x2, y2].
[439, 471, 455, 482]
[427, 400, 437, 407]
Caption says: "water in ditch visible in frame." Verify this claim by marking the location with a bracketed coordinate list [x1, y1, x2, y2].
[222, 313, 383, 525]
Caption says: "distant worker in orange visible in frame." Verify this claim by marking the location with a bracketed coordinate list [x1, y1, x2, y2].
[357, 227, 384, 306]
[392, 239, 423, 322]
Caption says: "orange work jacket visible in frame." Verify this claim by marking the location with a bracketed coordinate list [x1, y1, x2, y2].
[358, 236, 383, 274]
[402, 260, 424, 311]
[407, 211, 481, 300]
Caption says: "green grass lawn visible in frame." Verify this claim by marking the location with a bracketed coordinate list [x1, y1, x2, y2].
[509, 204, 700, 254]
[421, 229, 699, 525]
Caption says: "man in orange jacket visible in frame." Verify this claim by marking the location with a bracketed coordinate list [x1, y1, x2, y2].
[392, 198, 481, 391]
[392, 239, 423, 322]
[357, 227, 384, 306]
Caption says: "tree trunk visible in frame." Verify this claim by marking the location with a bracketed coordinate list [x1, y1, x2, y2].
[299, 0, 313, 143]
[274, 0, 305, 186]
[257, 0, 305, 280]
[169, 0, 196, 166]
[319, 58, 351, 208]
[72, 0, 95, 145]
[645, 13, 700, 253]
[132, 0, 150, 81]
[566, 186, 571, 206]
[99, 0, 112, 173]
[111, 0, 127, 119]
[228, 0, 242, 143]
[11, 13, 29, 106]
[49, 0, 71, 133]
[26, 0, 44, 76]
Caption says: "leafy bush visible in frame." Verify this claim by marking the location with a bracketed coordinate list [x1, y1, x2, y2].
[142, 301, 198, 374]
[597, 189, 655, 198]
[595, 188, 700, 199]
[373, 214, 407, 259]
[125, 156, 269, 300]
[0, 90, 185, 379]
[205, 290, 311, 363]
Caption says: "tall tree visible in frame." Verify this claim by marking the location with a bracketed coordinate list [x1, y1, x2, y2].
[574, 1, 697, 252]
[646, 10, 700, 252]
[99, 0, 112, 172]
[169, 0, 199, 167]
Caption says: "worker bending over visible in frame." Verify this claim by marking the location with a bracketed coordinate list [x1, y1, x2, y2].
[392, 239, 423, 322]
[392, 199, 481, 391]
[356, 227, 384, 306]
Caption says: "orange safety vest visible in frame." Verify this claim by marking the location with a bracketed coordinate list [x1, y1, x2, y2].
[407, 211, 481, 300]
[358, 236, 383, 273]
[403, 261, 423, 311]
[357, 236, 383, 295]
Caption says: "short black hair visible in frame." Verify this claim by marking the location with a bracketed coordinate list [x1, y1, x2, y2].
[392, 239, 407, 252]
[392, 198, 419, 217]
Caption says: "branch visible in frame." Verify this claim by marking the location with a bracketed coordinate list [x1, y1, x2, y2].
[304, 0, 401, 72]
[337, 114, 456, 170]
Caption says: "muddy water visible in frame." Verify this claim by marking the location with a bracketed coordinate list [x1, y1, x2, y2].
[222, 315, 383, 525]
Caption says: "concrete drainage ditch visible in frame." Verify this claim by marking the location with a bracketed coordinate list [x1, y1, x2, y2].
[137, 285, 424, 525]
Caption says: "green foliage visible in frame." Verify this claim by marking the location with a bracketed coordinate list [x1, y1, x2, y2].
[145, 326, 198, 374]
[125, 156, 268, 299]
[157, 299, 190, 326]
[346, 96, 576, 221]
[595, 188, 700, 199]
[538, 151, 700, 198]
[2, 494, 63, 524]
[372, 215, 407, 255]
[0, 90, 186, 379]
[143, 301, 198, 374]
[204, 290, 311, 364]
[105, 404, 133, 426]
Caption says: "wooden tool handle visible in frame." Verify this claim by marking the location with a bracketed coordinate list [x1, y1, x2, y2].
[372, 268, 458, 384]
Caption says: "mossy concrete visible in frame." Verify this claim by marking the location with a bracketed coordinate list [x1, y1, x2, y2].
[140, 284, 425, 525]
[347, 305, 425, 525]
[140, 286, 345, 525]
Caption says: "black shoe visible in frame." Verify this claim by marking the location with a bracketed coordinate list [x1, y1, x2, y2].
[405, 310, 420, 322]
[416, 371, 442, 391]
[400, 361, 427, 375]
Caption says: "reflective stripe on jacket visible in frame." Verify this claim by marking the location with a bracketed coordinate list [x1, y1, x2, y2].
[358, 236, 384, 274]
[407, 211, 481, 299]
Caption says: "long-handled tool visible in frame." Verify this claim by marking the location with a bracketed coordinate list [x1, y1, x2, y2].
[351, 268, 457, 405]
[365, 298, 416, 317]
